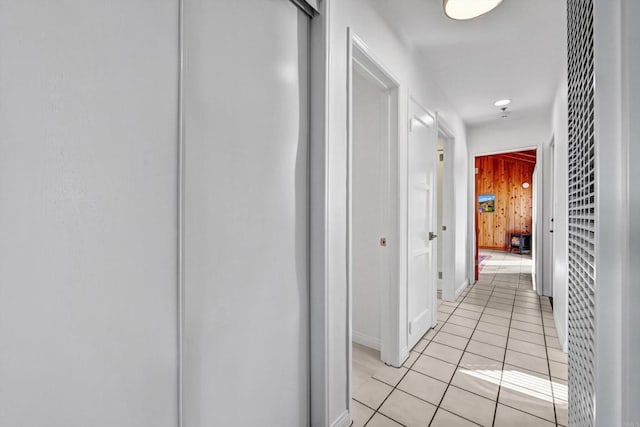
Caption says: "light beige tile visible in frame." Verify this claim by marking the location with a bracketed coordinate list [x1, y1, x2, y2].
[511, 313, 543, 325]
[556, 399, 568, 426]
[412, 354, 457, 383]
[483, 307, 512, 318]
[480, 313, 511, 327]
[510, 319, 544, 334]
[551, 378, 568, 402]
[366, 413, 403, 427]
[494, 404, 554, 427]
[379, 389, 436, 427]
[512, 307, 541, 317]
[424, 329, 437, 340]
[476, 321, 509, 337]
[467, 339, 506, 362]
[472, 329, 508, 348]
[453, 308, 482, 320]
[547, 347, 567, 364]
[440, 385, 496, 426]
[350, 399, 374, 427]
[447, 314, 478, 329]
[457, 302, 484, 313]
[433, 331, 469, 350]
[545, 335, 563, 350]
[424, 341, 464, 364]
[438, 312, 451, 322]
[403, 350, 420, 368]
[439, 304, 456, 314]
[498, 386, 556, 422]
[397, 370, 448, 406]
[509, 329, 546, 346]
[430, 408, 478, 427]
[514, 301, 540, 311]
[352, 377, 393, 409]
[489, 295, 514, 305]
[459, 352, 502, 371]
[412, 339, 428, 353]
[486, 301, 513, 312]
[501, 364, 552, 397]
[549, 360, 568, 380]
[451, 366, 500, 400]
[373, 364, 408, 387]
[544, 326, 558, 337]
[505, 350, 549, 375]
[507, 338, 547, 359]
[441, 323, 475, 338]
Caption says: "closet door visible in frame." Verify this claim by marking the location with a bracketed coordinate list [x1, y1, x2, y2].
[183, 0, 310, 425]
[0, 2, 179, 426]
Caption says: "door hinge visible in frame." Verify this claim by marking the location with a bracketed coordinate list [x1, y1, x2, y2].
[438, 272, 443, 279]
[442, 225, 447, 231]
[439, 153, 444, 162]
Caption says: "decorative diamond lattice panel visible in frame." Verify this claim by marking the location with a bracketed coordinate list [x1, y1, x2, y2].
[567, 0, 596, 426]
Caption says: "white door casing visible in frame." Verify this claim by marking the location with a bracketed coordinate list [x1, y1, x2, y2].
[407, 100, 438, 350]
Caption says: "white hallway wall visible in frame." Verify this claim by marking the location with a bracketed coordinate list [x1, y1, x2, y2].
[326, 0, 469, 424]
[0, 2, 179, 426]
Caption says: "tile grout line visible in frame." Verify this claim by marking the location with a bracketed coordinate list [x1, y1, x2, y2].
[539, 293, 560, 426]
[361, 287, 465, 426]
[427, 276, 506, 427]
[490, 266, 519, 427]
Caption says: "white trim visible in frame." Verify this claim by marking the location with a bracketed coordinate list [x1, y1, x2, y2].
[330, 410, 351, 427]
[435, 116, 457, 303]
[309, 0, 330, 425]
[455, 279, 469, 300]
[347, 28, 403, 419]
[352, 331, 381, 351]
[468, 145, 540, 284]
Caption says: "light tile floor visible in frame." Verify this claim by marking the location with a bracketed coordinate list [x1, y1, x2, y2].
[351, 250, 568, 427]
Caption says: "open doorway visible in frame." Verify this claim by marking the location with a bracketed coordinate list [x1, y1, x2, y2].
[347, 30, 400, 382]
[473, 149, 538, 283]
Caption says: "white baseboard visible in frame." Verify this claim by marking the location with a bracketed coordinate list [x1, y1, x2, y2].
[331, 410, 350, 427]
[352, 330, 381, 351]
[455, 279, 469, 299]
[399, 346, 409, 365]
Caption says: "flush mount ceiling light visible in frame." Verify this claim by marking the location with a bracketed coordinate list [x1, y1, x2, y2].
[522, 182, 530, 189]
[443, 0, 504, 20]
[494, 99, 511, 107]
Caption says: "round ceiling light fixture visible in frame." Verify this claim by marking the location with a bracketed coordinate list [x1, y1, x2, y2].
[522, 182, 530, 189]
[443, 0, 504, 20]
[494, 99, 512, 107]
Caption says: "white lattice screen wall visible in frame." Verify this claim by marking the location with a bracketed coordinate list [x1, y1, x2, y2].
[567, 0, 596, 425]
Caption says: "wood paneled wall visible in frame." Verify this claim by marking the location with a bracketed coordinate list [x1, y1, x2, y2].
[475, 153, 535, 249]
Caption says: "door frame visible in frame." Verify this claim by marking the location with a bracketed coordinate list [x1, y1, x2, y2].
[436, 119, 457, 302]
[468, 146, 541, 287]
[346, 29, 402, 407]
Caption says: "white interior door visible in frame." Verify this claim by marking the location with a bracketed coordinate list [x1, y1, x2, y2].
[407, 102, 438, 350]
[183, 1, 310, 425]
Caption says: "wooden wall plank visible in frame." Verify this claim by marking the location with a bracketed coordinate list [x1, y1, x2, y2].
[475, 152, 535, 250]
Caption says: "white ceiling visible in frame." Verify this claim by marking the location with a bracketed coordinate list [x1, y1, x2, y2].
[368, 0, 567, 125]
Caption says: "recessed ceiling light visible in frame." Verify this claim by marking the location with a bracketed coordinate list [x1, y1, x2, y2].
[443, 0, 504, 21]
[494, 99, 512, 107]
